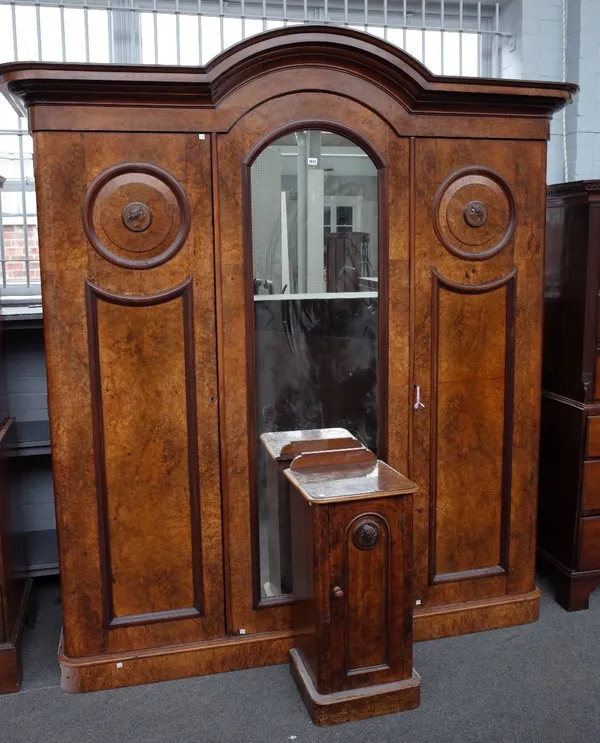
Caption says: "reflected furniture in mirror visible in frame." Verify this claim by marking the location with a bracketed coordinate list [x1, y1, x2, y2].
[260, 428, 362, 599]
[287, 447, 420, 725]
[539, 180, 600, 610]
[0, 26, 575, 692]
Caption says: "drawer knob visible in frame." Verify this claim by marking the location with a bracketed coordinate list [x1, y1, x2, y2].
[333, 586, 344, 599]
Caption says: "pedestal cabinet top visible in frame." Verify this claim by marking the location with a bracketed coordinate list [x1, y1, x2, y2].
[285, 449, 417, 504]
[0, 25, 577, 126]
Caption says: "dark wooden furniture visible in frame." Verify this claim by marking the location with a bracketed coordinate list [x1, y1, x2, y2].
[539, 181, 600, 610]
[325, 232, 370, 292]
[1, 311, 58, 578]
[0, 417, 32, 693]
[0, 27, 575, 692]
[287, 447, 420, 725]
[4, 420, 58, 579]
[261, 428, 361, 597]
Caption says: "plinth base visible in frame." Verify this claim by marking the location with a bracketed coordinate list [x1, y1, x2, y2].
[0, 578, 32, 694]
[289, 648, 421, 726]
[413, 587, 541, 641]
[59, 628, 296, 693]
[538, 549, 600, 612]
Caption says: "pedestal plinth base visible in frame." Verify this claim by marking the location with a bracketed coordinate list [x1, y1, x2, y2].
[289, 648, 421, 726]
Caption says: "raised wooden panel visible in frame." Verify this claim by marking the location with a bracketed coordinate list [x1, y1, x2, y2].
[587, 416, 600, 458]
[430, 270, 515, 583]
[579, 516, 600, 571]
[583, 461, 600, 514]
[329, 499, 409, 693]
[344, 514, 390, 674]
[87, 279, 202, 627]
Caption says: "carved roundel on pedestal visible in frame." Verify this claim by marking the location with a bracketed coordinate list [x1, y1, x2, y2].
[82, 163, 190, 269]
[433, 166, 516, 261]
[352, 519, 382, 550]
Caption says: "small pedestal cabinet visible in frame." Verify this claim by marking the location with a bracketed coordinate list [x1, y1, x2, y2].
[286, 448, 420, 725]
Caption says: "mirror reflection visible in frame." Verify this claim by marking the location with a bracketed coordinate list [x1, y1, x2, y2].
[251, 130, 380, 599]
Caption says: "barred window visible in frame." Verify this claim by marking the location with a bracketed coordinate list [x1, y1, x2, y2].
[0, 0, 508, 297]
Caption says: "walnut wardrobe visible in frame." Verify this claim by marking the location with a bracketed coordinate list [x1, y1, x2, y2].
[0, 27, 575, 693]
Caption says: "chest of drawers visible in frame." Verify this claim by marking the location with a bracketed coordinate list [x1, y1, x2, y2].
[539, 181, 600, 610]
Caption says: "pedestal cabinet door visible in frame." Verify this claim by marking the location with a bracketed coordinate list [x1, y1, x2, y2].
[216, 92, 410, 636]
[328, 500, 411, 693]
[35, 132, 226, 656]
[411, 138, 545, 610]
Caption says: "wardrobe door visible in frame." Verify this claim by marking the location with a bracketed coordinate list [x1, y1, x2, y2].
[35, 132, 225, 656]
[216, 92, 411, 636]
[411, 138, 546, 609]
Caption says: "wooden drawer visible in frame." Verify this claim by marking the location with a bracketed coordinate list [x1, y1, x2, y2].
[579, 516, 600, 571]
[587, 416, 600, 458]
[583, 461, 600, 513]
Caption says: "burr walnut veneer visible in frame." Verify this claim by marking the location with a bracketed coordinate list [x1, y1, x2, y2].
[0, 27, 575, 692]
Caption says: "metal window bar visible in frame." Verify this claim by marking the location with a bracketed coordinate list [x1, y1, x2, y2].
[0, 0, 510, 293]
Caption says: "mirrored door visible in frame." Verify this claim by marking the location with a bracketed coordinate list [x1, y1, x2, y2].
[216, 97, 410, 637]
[250, 129, 382, 603]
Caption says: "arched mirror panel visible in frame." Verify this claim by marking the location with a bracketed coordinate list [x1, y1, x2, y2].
[249, 129, 381, 601]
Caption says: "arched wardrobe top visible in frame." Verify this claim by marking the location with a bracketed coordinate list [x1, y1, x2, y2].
[0, 25, 576, 138]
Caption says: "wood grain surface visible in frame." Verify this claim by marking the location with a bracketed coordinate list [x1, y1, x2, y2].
[6, 25, 573, 690]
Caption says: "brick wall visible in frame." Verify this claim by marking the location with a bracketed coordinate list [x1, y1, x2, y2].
[2, 224, 40, 285]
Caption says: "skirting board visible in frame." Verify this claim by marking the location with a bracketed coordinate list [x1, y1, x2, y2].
[413, 588, 541, 641]
[59, 589, 541, 693]
[59, 628, 296, 693]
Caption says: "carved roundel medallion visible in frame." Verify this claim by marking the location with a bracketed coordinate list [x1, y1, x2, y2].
[83, 163, 190, 269]
[352, 519, 381, 550]
[433, 166, 516, 261]
[122, 202, 153, 232]
[463, 200, 487, 228]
